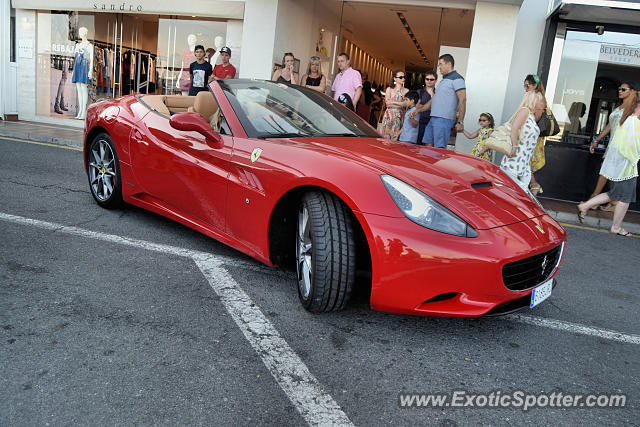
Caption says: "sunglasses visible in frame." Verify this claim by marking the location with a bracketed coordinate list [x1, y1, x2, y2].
[425, 78, 436, 81]
[524, 83, 532, 89]
[618, 87, 630, 92]
[395, 75, 405, 79]
[479, 118, 488, 122]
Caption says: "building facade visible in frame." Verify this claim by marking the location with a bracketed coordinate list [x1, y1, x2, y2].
[1, 0, 639, 209]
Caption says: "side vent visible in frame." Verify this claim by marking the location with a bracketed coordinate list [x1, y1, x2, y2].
[471, 182, 492, 189]
[423, 293, 459, 304]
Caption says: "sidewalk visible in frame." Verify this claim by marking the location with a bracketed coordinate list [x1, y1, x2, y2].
[540, 197, 640, 235]
[0, 120, 83, 149]
[1, 119, 639, 235]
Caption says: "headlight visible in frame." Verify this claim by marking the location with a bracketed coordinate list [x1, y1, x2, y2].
[381, 175, 477, 237]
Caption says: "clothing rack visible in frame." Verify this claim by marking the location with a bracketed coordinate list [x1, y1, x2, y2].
[92, 39, 157, 97]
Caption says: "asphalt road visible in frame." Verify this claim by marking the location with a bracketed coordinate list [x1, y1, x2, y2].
[1, 136, 638, 426]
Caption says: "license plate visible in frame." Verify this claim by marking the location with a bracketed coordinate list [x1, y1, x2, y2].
[530, 279, 553, 308]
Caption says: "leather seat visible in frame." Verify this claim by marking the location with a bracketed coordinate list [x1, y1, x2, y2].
[193, 91, 219, 123]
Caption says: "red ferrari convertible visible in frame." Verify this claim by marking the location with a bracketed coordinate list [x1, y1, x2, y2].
[84, 79, 566, 317]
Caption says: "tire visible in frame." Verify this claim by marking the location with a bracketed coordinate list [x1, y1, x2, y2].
[86, 132, 123, 209]
[296, 191, 356, 312]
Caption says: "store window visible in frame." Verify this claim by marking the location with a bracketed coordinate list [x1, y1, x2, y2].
[549, 30, 640, 149]
[157, 19, 227, 96]
[10, 7, 16, 62]
[36, 11, 229, 120]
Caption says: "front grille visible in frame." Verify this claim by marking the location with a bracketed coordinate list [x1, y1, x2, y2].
[502, 244, 563, 291]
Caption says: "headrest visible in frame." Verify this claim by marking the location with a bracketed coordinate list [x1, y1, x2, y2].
[193, 91, 219, 122]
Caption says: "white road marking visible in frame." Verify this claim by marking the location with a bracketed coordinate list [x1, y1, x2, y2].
[0, 211, 353, 426]
[2, 214, 640, 421]
[194, 254, 353, 426]
[504, 313, 640, 345]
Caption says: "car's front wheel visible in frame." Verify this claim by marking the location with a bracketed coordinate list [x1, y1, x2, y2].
[296, 191, 355, 312]
[87, 132, 122, 209]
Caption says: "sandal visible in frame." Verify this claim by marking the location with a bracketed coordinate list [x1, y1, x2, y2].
[577, 206, 587, 224]
[600, 203, 616, 212]
[611, 228, 633, 237]
[530, 183, 543, 196]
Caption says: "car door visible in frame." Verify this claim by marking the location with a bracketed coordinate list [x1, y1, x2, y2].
[129, 109, 233, 231]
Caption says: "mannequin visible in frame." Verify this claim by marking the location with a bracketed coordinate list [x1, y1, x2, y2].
[209, 36, 224, 66]
[71, 26, 93, 119]
[176, 34, 197, 96]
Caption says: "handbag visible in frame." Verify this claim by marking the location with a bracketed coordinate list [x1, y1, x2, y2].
[484, 123, 514, 156]
[485, 107, 534, 155]
[537, 106, 559, 137]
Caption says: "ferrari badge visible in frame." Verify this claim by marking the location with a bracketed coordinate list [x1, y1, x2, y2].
[251, 148, 263, 163]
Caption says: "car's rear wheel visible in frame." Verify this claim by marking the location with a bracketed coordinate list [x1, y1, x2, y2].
[87, 132, 122, 209]
[296, 191, 355, 312]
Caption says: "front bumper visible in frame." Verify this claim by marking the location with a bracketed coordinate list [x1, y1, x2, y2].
[354, 212, 566, 317]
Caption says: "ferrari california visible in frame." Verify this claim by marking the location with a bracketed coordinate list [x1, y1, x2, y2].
[84, 79, 566, 317]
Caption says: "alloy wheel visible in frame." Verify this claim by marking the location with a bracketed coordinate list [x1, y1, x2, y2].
[297, 204, 313, 299]
[88, 139, 116, 202]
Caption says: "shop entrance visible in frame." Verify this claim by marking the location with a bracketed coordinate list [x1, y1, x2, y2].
[36, 11, 228, 121]
[338, 2, 475, 89]
[539, 28, 640, 211]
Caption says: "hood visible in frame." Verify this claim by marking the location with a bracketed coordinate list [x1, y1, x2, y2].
[291, 137, 545, 230]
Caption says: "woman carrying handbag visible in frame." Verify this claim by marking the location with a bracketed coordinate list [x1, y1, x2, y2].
[494, 91, 546, 185]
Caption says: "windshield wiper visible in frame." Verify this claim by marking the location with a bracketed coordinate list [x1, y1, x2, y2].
[313, 132, 359, 137]
[255, 132, 312, 139]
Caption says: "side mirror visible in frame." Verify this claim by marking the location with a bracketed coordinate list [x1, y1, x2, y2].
[169, 112, 223, 148]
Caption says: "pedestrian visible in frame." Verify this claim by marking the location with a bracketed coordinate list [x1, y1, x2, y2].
[409, 70, 437, 144]
[205, 47, 215, 63]
[356, 71, 373, 122]
[588, 81, 637, 210]
[463, 112, 494, 161]
[212, 47, 236, 80]
[188, 44, 213, 96]
[300, 56, 326, 92]
[398, 91, 420, 143]
[500, 91, 546, 185]
[272, 52, 299, 85]
[578, 89, 640, 236]
[421, 54, 466, 148]
[337, 93, 355, 111]
[370, 86, 383, 127]
[381, 70, 409, 140]
[331, 53, 362, 107]
[524, 74, 548, 195]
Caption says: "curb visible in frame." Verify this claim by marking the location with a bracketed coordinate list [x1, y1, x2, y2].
[546, 208, 640, 235]
[0, 128, 83, 149]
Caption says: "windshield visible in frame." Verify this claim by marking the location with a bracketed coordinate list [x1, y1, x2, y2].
[217, 79, 380, 139]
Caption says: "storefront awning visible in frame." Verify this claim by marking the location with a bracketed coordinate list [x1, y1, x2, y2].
[548, 0, 640, 26]
[11, 0, 245, 19]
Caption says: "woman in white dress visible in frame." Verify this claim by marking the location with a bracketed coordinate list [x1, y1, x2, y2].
[500, 91, 546, 185]
[578, 90, 640, 236]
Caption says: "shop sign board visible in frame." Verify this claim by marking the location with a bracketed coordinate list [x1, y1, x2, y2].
[599, 44, 640, 67]
[11, 0, 244, 19]
[18, 39, 34, 59]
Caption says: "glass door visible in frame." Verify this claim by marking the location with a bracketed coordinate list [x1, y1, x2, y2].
[157, 18, 227, 96]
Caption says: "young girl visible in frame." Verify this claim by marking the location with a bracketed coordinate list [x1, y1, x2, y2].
[463, 112, 495, 161]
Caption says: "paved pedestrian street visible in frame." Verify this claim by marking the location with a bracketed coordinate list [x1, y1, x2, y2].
[1, 137, 638, 425]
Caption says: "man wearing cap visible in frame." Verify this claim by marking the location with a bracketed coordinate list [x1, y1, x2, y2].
[213, 47, 236, 80]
